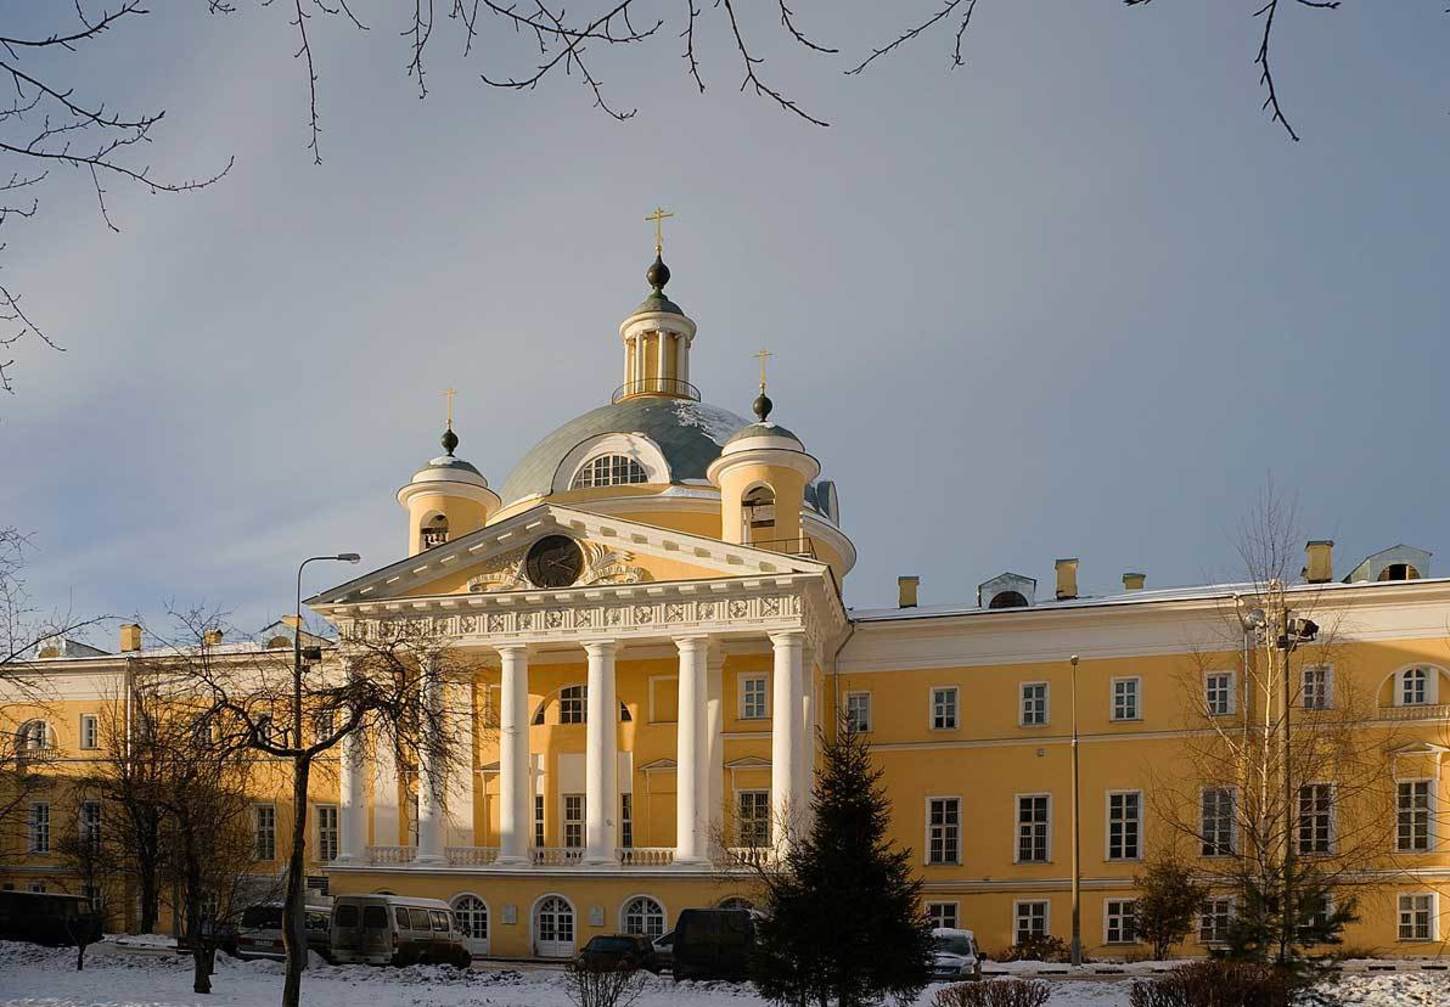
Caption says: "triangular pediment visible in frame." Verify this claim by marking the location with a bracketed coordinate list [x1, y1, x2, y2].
[306, 503, 828, 606]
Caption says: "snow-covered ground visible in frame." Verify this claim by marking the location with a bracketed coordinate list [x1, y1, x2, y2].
[0, 940, 1446, 1007]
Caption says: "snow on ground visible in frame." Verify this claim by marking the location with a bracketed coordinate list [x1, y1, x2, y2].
[0, 941, 1446, 1007]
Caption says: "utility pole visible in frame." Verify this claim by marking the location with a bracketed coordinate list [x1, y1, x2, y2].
[1069, 654, 1082, 967]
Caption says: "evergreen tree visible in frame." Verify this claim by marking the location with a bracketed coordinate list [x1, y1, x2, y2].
[751, 719, 933, 1007]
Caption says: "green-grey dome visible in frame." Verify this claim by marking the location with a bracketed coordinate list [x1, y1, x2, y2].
[724, 421, 801, 446]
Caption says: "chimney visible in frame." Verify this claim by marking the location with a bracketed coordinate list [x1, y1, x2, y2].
[1122, 572, 1146, 592]
[1055, 558, 1079, 601]
[282, 614, 301, 630]
[203, 629, 224, 647]
[897, 575, 920, 609]
[1304, 540, 1334, 584]
[119, 624, 143, 652]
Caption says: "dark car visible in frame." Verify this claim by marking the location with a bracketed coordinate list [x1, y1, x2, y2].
[671, 909, 754, 982]
[577, 934, 661, 973]
[651, 929, 674, 971]
[0, 891, 103, 947]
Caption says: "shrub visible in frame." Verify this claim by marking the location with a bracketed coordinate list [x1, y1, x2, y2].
[1127, 960, 1292, 1007]
[1133, 858, 1209, 960]
[563, 959, 647, 1007]
[996, 935, 1071, 963]
[933, 978, 1051, 1007]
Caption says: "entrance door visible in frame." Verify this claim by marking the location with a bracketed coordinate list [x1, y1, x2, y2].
[534, 896, 575, 958]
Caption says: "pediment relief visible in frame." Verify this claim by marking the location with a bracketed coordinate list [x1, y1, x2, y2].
[466, 540, 654, 594]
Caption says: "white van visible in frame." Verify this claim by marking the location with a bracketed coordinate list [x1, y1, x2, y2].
[330, 894, 471, 967]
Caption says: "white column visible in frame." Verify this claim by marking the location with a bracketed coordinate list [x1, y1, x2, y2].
[337, 728, 365, 863]
[583, 640, 618, 864]
[706, 645, 725, 859]
[796, 645, 816, 830]
[657, 331, 669, 388]
[415, 662, 446, 865]
[674, 637, 709, 864]
[371, 735, 399, 849]
[497, 645, 531, 865]
[445, 679, 475, 848]
[770, 630, 805, 848]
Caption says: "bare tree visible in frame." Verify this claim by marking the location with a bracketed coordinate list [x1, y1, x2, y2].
[53, 789, 117, 969]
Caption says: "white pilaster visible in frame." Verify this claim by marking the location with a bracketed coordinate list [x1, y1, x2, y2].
[415, 662, 446, 865]
[770, 630, 805, 848]
[583, 640, 618, 864]
[796, 645, 816, 830]
[706, 645, 725, 858]
[337, 728, 365, 863]
[674, 637, 709, 864]
[497, 645, 531, 865]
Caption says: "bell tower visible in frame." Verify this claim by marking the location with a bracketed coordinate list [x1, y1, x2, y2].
[396, 403, 501, 556]
[617, 207, 697, 400]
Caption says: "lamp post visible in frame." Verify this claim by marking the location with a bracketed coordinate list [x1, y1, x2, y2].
[287, 553, 360, 972]
[1069, 653, 1082, 967]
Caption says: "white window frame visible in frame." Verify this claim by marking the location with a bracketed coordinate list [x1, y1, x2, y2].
[1297, 782, 1334, 856]
[1105, 790, 1143, 861]
[925, 902, 959, 930]
[558, 685, 586, 725]
[1302, 665, 1332, 710]
[739, 674, 769, 720]
[1397, 666, 1439, 707]
[79, 714, 99, 750]
[80, 800, 102, 849]
[1015, 793, 1051, 864]
[562, 794, 585, 849]
[1104, 898, 1139, 944]
[315, 804, 339, 862]
[1396, 779, 1434, 853]
[1204, 671, 1235, 717]
[620, 793, 634, 850]
[845, 691, 872, 734]
[1199, 896, 1234, 945]
[254, 803, 277, 861]
[29, 801, 50, 853]
[1110, 676, 1141, 722]
[930, 686, 959, 731]
[534, 794, 545, 849]
[620, 895, 667, 939]
[1398, 892, 1438, 942]
[736, 790, 771, 848]
[1020, 682, 1049, 727]
[1199, 786, 1236, 857]
[1013, 900, 1050, 944]
[925, 796, 962, 866]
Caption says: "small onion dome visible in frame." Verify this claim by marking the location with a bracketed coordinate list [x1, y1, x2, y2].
[396, 428, 501, 512]
[723, 421, 805, 453]
[708, 415, 820, 486]
[628, 253, 686, 318]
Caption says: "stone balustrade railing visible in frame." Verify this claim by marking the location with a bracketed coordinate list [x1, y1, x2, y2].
[445, 846, 501, 866]
[366, 845, 417, 864]
[617, 847, 674, 866]
[1377, 703, 1450, 721]
[532, 846, 586, 866]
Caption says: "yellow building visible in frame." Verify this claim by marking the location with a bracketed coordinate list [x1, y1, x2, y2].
[4, 246, 1449, 960]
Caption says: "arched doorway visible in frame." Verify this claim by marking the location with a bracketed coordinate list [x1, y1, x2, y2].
[451, 894, 489, 956]
[533, 895, 576, 958]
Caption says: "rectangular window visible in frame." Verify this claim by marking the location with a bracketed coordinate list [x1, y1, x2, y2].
[737, 790, 771, 848]
[926, 902, 958, 930]
[1298, 784, 1333, 855]
[29, 881, 45, 893]
[1105, 899, 1138, 944]
[79, 714, 99, 750]
[1397, 781, 1432, 853]
[29, 802, 50, 853]
[1402, 668, 1429, 706]
[254, 805, 276, 861]
[83, 884, 103, 912]
[534, 794, 545, 848]
[559, 687, 586, 725]
[81, 800, 102, 850]
[1014, 901, 1049, 944]
[562, 794, 584, 849]
[1016, 795, 1050, 863]
[620, 793, 633, 849]
[1200, 787, 1235, 857]
[1107, 791, 1142, 861]
[1200, 897, 1234, 944]
[927, 798, 961, 865]
[931, 687, 958, 730]
[316, 805, 339, 862]
[741, 675, 768, 720]
[1111, 678, 1140, 721]
[845, 692, 872, 734]
[1302, 666, 1331, 710]
[1205, 672, 1234, 716]
[1399, 893, 1436, 941]
[1299, 891, 1333, 942]
[1020, 683, 1048, 726]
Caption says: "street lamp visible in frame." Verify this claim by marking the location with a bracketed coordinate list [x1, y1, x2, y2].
[1069, 654, 1082, 967]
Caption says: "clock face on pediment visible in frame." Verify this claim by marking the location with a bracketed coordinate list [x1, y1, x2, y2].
[525, 535, 586, 588]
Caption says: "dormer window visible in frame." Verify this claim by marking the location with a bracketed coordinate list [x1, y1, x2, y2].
[989, 591, 1029, 610]
[742, 485, 776, 544]
[1379, 563, 1421, 582]
[421, 514, 449, 550]
[571, 455, 648, 489]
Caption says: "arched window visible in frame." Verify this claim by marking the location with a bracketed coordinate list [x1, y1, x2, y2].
[717, 896, 754, 912]
[742, 485, 776, 544]
[1398, 667, 1440, 706]
[988, 591, 1029, 610]
[559, 686, 585, 724]
[572, 455, 649, 489]
[17, 720, 49, 752]
[621, 896, 666, 939]
[421, 514, 449, 550]
[1379, 563, 1422, 581]
[451, 894, 489, 953]
[534, 895, 575, 958]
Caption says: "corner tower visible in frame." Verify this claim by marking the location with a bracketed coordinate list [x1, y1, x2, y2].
[397, 421, 500, 556]
[708, 387, 820, 554]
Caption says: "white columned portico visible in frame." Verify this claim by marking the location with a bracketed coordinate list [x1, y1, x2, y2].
[706, 644, 725, 857]
[337, 728, 365, 863]
[674, 637, 709, 864]
[584, 640, 619, 864]
[497, 644, 531, 865]
[414, 659, 446, 865]
[770, 630, 806, 847]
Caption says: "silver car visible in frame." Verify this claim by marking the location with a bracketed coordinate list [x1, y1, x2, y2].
[930, 927, 982, 981]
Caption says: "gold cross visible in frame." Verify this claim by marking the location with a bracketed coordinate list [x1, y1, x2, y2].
[444, 387, 456, 429]
[754, 348, 773, 393]
[645, 206, 674, 255]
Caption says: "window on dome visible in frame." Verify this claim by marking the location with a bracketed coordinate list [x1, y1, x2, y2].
[572, 455, 648, 489]
[742, 485, 776, 544]
[421, 514, 449, 550]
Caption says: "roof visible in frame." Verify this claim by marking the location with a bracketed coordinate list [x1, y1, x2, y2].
[724, 421, 801, 447]
[419, 454, 483, 478]
[629, 290, 684, 317]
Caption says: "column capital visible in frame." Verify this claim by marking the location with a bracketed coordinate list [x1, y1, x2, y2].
[674, 635, 710, 655]
[768, 629, 806, 647]
[494, 642, 530, 658]
[581, 639, 618, 658]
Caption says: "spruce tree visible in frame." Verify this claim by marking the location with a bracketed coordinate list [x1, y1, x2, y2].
[751, 718, 934, 1007]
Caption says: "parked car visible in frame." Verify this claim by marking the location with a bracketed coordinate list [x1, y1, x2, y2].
[577, 933, 661, 972]
[671, 908, 754, 981]
[651, 929, 674, 971]
[0, 891, 103, 947]
[329, 894, 471, 968]
[235, 900, 334, 962]
[930, 927, 982, 981]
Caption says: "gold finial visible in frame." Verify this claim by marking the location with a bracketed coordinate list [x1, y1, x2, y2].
[753, 348, 773, 394]
[444, 387, 456, 430]
[645, 206, 674, 256]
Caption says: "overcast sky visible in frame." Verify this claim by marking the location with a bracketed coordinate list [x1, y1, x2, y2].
[2, 2, 1447, 644]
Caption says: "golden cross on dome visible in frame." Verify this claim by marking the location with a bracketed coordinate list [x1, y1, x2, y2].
[444, 387, 456, 429]
[754, 348, 773, 393]
[645, 206, 674, 255]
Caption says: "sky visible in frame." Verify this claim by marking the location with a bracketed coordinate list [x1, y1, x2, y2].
[1, 1, 1448, 644]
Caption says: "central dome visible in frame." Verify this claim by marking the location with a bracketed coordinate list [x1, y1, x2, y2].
[498, 397, 749, 506]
